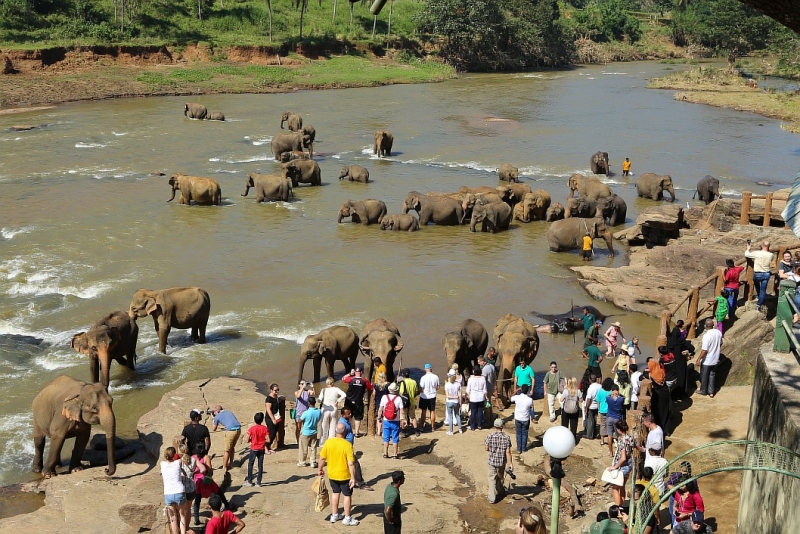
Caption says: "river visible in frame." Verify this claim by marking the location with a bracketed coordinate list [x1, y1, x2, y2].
[0, 61, 797, 487]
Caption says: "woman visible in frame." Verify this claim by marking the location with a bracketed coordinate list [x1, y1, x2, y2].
[604, 322, 626, 358]
[317, 377, 346, 446]
[667, 320, 691, 399]
[615, 371, 631, 416]
[466, 364, 487, 431]
[516, 505, 547, 534]
[293, 380, 311, 443]
[779, 264, 800, 323]
[451, 363, 463, 386]
[191, 443, 231, 526]
[648, 355, 671, 435]
[674, 480, 704, 525]
[666, 461, 694, 525]
[179, 444, 196, 531]
[557, 377, 582, 439]
[264, 383, 282, 453]
[724, 259, 745, 315]
[160, 446, 187, 534]
[373, 371, 389, 435]
[605, 420, 634, 505]
[445, 369, 463, 435]
[611, 346, 631, 376]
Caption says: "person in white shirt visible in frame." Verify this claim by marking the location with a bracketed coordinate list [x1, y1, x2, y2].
[644, 445, 669, 495]
[630, 364, 643, 410]
[638, 413, 664, 460]
[583, 374, 602, 440]
[744, 240, 774, 312]
[318, 377, 347, 446]
[466, 365, 488, 431]
[697, 319, 723, 397]
[418, 364, 440, 433]
[510, 388, 533, 453]
[444, 370, 463, 435]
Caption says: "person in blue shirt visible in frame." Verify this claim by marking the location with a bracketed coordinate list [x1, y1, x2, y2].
[339, 407, 372, 491]
[514, 359, 535, 396]
[212, 405, 241, 474]
[605, 386, 626, 457]
[298, 397, 321, 468]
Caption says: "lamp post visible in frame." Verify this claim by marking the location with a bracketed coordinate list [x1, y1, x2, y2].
[542, 426, 576, 534]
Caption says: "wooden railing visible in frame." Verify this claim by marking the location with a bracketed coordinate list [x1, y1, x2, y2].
[740, 191, 781, 227]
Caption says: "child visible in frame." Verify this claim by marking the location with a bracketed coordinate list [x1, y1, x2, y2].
[243, 412, 268, 487]
[205, 493, 245, 534]
[709, 289, 729, 335]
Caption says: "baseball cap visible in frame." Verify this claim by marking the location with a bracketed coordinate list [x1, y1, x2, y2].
[493, 418, 504, 428]
[424, 363, 432, 369]
[354, 367, 362, 374]
[691, 511, 704, 523]
[595, 320, 603, 325]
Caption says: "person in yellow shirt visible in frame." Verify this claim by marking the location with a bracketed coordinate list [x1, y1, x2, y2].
[622, 157, 631, 177]
[582, 232, 593, 262]
[319, 423, 358, 526]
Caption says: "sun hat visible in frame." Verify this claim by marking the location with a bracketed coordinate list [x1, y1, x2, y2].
[493, 418, 504, 428]
[447, 369, 457, 377]
[612, 321, 621, 327]
[388, 382, 399, 392]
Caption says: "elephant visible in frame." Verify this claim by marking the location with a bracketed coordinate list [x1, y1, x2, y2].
[337, 199, 387, 225]
[380, 213, 419, 232]
[590, 151, 610, 175]
[545, 202, 565, 222]
[359, 318, 403, 383]
[532, 305, 612, 324]
[459, 185, 501, 196]
[514, 190, 551, 222]
[373, 130, 394, 158]
[636, 173, 676, 202]
[502, 183, 532, 206]
[301, 125, 315, 157]
[184, 103, 207, 120]
[280, 112, 303, 132]
[206, 112, 225, 121]
[470, 200, 513, 233]
[32, 376, 116, 478]
[298, 325, 360, 384]
[281, 159, 321, 187]
[442, 319, 488, 384]
[242, 172, 292, 202]
[271, 133, 304, 161]
[546, 217, 614, 256]
[279, 150, 310, 163]
[463, 192, 506, 222]
[597, 193, 628, 227]
[498, 163, 519, 183]
[339, 165, 370, 183]
[565, 195, 597, 219]
[167, 174, 221, 206]
[129, 287, 211, 354]
[493, 314, 539, 403]
[403, 191, 464, 226]
[568, 174, 613, 200]
[71, 311, 138, 390]
[694, 175, 720, 204]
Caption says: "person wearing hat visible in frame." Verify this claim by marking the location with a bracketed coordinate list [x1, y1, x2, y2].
[672, 511, 712, 534]
[604, 322, 626, 359]
[380, 383, 407, 459]
[383, 471, 405, 534]
[484, 418, 513, 504]
[181, 408, 211, 458]
[211, 405, 242, 474]
[582, 230, 594, 262]
[418, 363, 440, 433]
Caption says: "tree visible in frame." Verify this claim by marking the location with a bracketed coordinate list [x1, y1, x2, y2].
[598, 0, 641, 42]
[702, 0, 776, 70]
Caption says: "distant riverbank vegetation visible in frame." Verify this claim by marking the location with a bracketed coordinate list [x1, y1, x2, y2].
[0, 0, 797, 73]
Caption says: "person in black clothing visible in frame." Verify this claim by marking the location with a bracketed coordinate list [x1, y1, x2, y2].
[343, 367, 373, 437]
[659, 345, 678, 392]
[667, 320, 694, 399]
[181, 409, 211, 455]
[264, 383, 281, 453]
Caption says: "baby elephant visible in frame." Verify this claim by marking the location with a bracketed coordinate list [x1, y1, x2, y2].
[206, 112, 225, 121]
[498, 163, 519, 183]
[279, 150, 310, 163]
[339, 165, 370, 183]
[380, 213, 419, 232]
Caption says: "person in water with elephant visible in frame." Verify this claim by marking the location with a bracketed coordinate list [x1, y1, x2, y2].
[582, 232, 593, 261]
[622, 158, 631, 177]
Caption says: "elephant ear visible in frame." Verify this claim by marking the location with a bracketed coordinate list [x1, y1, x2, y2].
[62, 393, 83, 422]
[71, 333, 88, 353]
[145, 298, 161, 316]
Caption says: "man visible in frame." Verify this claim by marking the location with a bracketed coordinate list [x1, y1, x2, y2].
[585, 319, 602, 350]
[510, 388, 533, 454]
[205, 493, 245, 534]
[343, 367, 373, 437]
[543, 361, 563, 422]
[418, 363, 440, 433]
[181, 409, 211, 457]
[478, 354, 497, 409]
[582, 231, 593, 262]
[584, 374, 601, 440]
[318, 423, 359, 526]
[673, 511, 713, 534]
[484, 418, 513, 504]
[622, 157, 631, 177]
[513, 358, 535, 397]
[638, 413, 664, 459]
[604, 385, 624, 457]
[644, 445, 669, 495]
[745, 240, 774, 312]
[340, 407, 372, 490]
[582, 338, 604, 379]
[632, 487, 657, 534]
[380, 382, 407, 459]
[399, 370, 419, 436]
[212, 405, 241, 473]
[243, 412, 267, 487]
[697, 318, 723, 398]
[581, 308, 596, 338]
[383, 471, 405, 534]
[485, 347, 498, 367]
[298, 397, 322, 468]
[629, 364, 642, 410]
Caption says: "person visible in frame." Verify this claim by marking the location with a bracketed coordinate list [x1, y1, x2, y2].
[674, 480, 704, 525]
[597, 378, 612, 446]
[778, 263, 800, 322]
[648, 355, 671, 435]
[610, 346, 631, 377]
[293, 379, 312, 443]
[318, 422, 359, 526]
[161, 446, 188, 534]
[724, 259, 745, 315]
[380, 383, 407, 458]
[604, 322, 626, 358]
[418, 363, 440, 432]
[585, 319, 602, 350]
[584, 374, 602, 440]
[445, 369, 463, 435]
[667, 321, 692, 399]
[778, 250, 795, 285]
[343, 367, 373, 438]
[399, 370, 420, 436]
[263, 383, 282, 453]
[373, 371, 390, 436]
[372, 357, 387, 384]
[543, 361, 563, 422]
[629, 364, 642, 410]
[582, 231, 593, 261]
[383, 471, 405, 534]
[211, 405, 241, 474]
[243, 412, 268, 487]
[666, 461, 694, 525]
[558, 377, 582, 438]
[298, 396, 322, 468]
[466, 364, 488, 431]
[709, 289, 729, 334]
[181, 409, 211, 458]
[451, 363, 464, 386]
[191, 442, 232, 527]
[644, 446, 669, 495]
[615, 370, 631, 417]
[339, 407, 372, 490]
[581, 308, 596, 337]
[638, 413, 664, 458]
[673, 511, 713, 534]
[513, 358, 535, 397]
[516, 505, 547, 534]
[478, 354, 497, 410]
[179, 444, 196, 531]
[510, 387, 533, 453]
[485, 418, 513, 504]
[582, 337, 604, 378]
[485, 347, 498, 367]
[697, 318, 722, 398]
[745, 240, 774, 312]
[605, 385, 625, 457]
[205, 493, 245, 534]
[632, 485, 657, 534]
[318, 377, 347, 446]
[622, 157, 631, 177]
[658, 345, 677, 391]
[635, 465, 661, 507]
[606, 420, 633, 505]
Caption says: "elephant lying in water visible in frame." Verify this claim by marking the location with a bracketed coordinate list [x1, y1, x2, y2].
[380, 213, 419, 231]
[129, 287, 211, 354]
[71, 311, 138, 390]
[546, 217, 614, 256]
[298, 325, 360, 383]
[531, 305, 612, 324]
[167, 174, 221, 205]
[242, 172, 292, 202]
[337, 199, 387, 225]
[279, 150, 310, 163]
[207, 112, 225, 121]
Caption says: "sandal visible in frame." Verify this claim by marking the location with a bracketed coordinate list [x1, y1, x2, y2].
[382, 454, 389, 459]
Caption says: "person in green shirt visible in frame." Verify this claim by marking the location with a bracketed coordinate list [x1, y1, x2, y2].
[543, 361, 564, 422]
[399, 370, 420, 436]
[513, 359, 535, 397]
[384, 470, 405, 534]
[585, 319, 602, 349]
[582, 339, 604, 378]
[581, 308, 596, 337]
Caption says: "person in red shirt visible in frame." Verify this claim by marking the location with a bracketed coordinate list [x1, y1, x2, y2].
[205, 494, 245, 534]
[723, 259, 745, 316]
[243, 412, 268, 487]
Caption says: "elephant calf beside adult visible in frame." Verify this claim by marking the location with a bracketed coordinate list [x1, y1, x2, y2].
[513, 190, 551, 222]
[380, 213, 419, 232]
[545, 202, 565, 222]
[359, 319, 403, 383]
[694, 175, 720, 204]
[281, 160, 321, 187]
[546, 217, 614, 256]
[280, 112, 303, 132]
[403, 191, 464, 226]
[442, 319, 488, 384]
[339, 165, 370, 183]
[470, 200, 513, 233]
[337, 199, 387, 225]
[242, 172, 293, 202]
[636, 173, 676, 202]
[298, 325, 360, 384]
[167, 174, 221, 206]
[129, 287, 211, 354]
[71, 311, 139, 390]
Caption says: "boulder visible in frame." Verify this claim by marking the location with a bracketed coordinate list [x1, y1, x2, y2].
[1, 54, 15, 74]
[118, 503, 161, 530]
[636, 204, 683, 230]
[89, 434, 125, 451]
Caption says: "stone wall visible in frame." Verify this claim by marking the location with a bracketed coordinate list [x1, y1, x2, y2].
[737, 345, 800, 533]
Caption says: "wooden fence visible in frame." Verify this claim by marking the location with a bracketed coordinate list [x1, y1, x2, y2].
[740, 191, 783, 227]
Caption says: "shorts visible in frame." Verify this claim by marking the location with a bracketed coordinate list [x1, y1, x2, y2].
[164, 493, 186, 506]
[224, 429, 241, 451]
[329, 478, 353, 497]
[582, 249, 592, 259]
[599, 413, 608, 437]
[345, 399, 364, 421]
[606, 417, 620, 437]
[419, 397, 436, 411]
[382, 419, 401, 444]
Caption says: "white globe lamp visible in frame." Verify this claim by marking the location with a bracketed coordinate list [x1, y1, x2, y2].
[542, 425, 576, 534]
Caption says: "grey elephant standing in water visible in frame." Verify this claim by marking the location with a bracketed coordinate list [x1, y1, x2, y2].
[403, 191, 464, 226]
[281, 160, 321, 187]
[636, 173, 676, 201]
[280, 112, 303, 131]
[272, 133, 304, 161]
[339, 165, 370, 183]
[380, 213, 419, 231]
[242, 172, 292, 202]
[498, 163, 519, 183]
[71, 311, 138, 390]
[167, 174, 221, 205]
[694, 175, 720, 204]
[184, 103, 207, 119]
[590, 151, 609, 175]
[298, 325, 360, 384]
[337, 199, 387, 225]
[470, 201, 513, 233]
[545, 202, 565, 222]
[546, 217, 614, 256]
[374, 130, 393, 157]
[129, 287, 211, 354]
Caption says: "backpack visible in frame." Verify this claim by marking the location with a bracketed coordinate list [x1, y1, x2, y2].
[383, 395, 399, 420]
[562, 391, 579, 414]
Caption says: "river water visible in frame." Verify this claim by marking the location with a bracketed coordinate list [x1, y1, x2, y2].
[0, 61, 797, 487]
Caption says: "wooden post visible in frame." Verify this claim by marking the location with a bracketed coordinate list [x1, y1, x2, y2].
[740, 191, 752, 225]
[714, 266, 725, 296]
[367, 389, 376, 437]
[744, 258, 755, 301]
[763, 192, 773, 227]
[656, 310, 671, 354]
[686, 285, 700, 339]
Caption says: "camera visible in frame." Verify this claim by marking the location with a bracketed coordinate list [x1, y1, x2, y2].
[205, 409, 214, 416]
[506, 467, 517, 480]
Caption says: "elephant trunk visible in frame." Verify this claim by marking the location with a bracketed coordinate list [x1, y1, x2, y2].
[242, 181, 251, 197]
[100, 407, 117, 476]
[280, 118, 286, 129]
[298, 354, 307, 384]
[337, 211, 344, 224]
[603, 231, 614, 257]
[167, 185, 176, 203]
[668, 185, 676, 201]
[307, 143, 314, 159]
